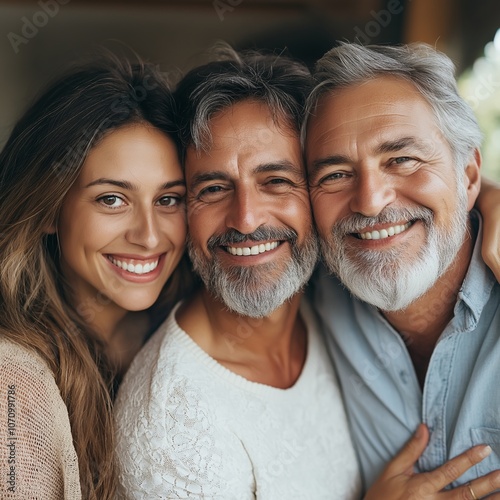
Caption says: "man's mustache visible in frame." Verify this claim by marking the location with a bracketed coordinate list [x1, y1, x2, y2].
[332, 207, 434, 235]
[207, 226, 298, 250]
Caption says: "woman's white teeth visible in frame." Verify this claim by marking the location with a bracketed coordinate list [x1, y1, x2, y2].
[108, 257, 159, 274]
[227, 241, 279, 256]
[359, 222, 412, 240]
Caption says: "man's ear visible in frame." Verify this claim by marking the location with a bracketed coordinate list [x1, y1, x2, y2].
[464, 148, 482, 211]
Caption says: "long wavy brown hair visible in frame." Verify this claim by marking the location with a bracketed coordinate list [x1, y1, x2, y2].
[0, 53, 192, 499]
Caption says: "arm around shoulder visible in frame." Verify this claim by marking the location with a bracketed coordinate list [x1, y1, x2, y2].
[476, 176, 500, 281]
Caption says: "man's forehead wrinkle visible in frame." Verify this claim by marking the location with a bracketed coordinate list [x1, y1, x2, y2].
[187, 156, 303, 184]
[310, 121, 418, 151]
[340, 110, 422, 128]
[310, 107, 421, 138]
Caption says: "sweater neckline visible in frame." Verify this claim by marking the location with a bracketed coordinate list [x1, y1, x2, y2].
[164, 301, 316, 396]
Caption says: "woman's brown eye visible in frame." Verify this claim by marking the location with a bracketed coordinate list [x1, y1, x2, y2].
[97, 195, 124, 208]
[102, 196, 117, 205]
[158, 196, 179, 207]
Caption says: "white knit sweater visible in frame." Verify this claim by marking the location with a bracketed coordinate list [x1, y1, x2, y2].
[115, 300, 361, 499]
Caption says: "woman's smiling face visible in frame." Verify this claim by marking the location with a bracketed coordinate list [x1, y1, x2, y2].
[57, 123, 186, 319]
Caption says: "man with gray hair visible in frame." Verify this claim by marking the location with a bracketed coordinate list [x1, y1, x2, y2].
[305, 42, 500, 494]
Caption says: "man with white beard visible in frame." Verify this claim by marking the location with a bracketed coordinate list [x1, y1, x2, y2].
[306, 42, 500, 495]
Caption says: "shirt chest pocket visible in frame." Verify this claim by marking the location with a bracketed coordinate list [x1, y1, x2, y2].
[470, 427, 500, 476]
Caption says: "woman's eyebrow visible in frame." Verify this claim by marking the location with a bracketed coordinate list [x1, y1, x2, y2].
[84, 178, 185, 190]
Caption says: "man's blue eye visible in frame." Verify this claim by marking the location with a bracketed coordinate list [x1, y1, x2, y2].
[394, 157, 412, 164]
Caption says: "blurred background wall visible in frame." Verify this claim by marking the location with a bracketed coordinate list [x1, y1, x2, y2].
[1, 0, 499, 178]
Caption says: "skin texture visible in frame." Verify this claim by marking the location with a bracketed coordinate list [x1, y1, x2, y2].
[57, 123, 186, 338]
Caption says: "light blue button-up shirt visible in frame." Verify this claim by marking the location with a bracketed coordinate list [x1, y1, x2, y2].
[312, 213, 500, 491]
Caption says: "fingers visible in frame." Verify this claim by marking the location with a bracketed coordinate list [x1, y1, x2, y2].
[416, 445, 493, 495]
[451, 470, 500, 500]
[383, 424, 430, 477]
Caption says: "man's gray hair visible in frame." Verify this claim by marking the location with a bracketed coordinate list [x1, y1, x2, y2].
[304, 42, 482, 170]
[175, 44, 312, 160]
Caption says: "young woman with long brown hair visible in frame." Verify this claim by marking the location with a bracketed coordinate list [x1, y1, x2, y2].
[0, 54, 192, 499]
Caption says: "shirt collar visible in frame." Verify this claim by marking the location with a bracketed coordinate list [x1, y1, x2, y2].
[455, 210, 497, 330]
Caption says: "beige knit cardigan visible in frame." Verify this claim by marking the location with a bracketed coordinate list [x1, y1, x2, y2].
[0, 337, 82, 499]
